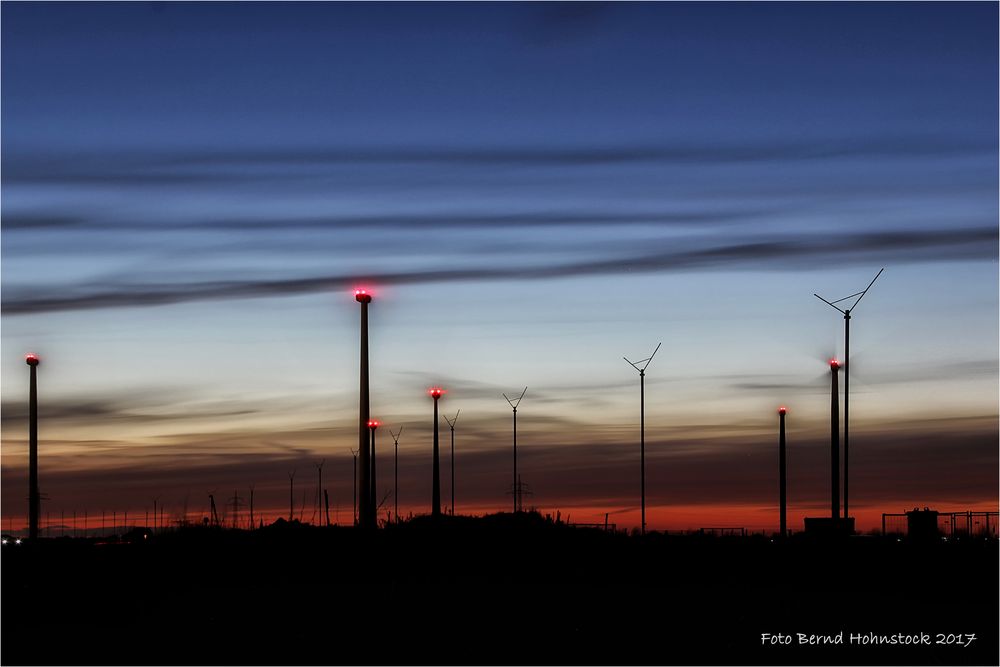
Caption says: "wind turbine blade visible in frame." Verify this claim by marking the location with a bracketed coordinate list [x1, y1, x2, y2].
[849, 268, 884, 312]
[814, 293, 846, 313]
[643, 342, 662, 370]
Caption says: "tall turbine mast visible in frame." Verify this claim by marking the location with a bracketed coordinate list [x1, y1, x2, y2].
[349, 450, 358, 526]
[367, 421, 380, 520]
[814, 268, 883, 522]
[828, 360, 841, 520]
[315, 459, 326, 526]
[444, 411, 461, 516]
[502, 388, 527, 514]
[151, 496, 161, 532]
[25, 353, 40, 540]
[624, 342, 661, 536]
[355, 287, 374, 529]
[389, 428, 402, 524]
[777, 407, 787, 539]
[429, 388, 445, 518]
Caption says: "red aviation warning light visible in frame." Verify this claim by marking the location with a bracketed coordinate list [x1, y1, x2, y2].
[429, 387, 445, 398]
[354, 288, 373, 303]
[829, 359, 841, 370]
[367, 419, 380, 430]
[25, 353, 40, 366]
[778, 406, 787, 415]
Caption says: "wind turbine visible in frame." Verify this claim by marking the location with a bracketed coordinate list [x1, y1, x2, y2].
[429, 388, 445, 518]
[444, 411, 461, 516]
[624, 342, 661, 535]
[350, 450, 358, 526]
[315, 459, 326, 527]
[814, 268, 883, 520]
[367, 422, 380, 519]
[355, 287, 374, 529]
[25, 353, 40, 540]
[777, 407, 788, 539]
[389, 428, 402, 523]
[502, 388, 527, 514]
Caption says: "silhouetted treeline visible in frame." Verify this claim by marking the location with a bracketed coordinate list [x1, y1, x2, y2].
[2, 512, 997, 666]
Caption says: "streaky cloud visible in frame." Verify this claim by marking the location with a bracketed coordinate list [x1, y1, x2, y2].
[1, 214, 89, 230]
[3, 226, 995, 316]
[2, 135, 990, 185]
[3, 227, 998, 315]
[2, 416, 994, 512]
[0, 397, 259, 426]
[1, 208, 773, 233]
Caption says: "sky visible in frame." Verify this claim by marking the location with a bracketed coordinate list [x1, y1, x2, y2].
[2, 2, 997, 533]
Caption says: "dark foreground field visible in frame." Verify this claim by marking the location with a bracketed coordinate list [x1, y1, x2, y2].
[3, 512, 997, 666]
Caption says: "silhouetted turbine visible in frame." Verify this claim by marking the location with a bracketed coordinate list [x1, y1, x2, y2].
[502, 388, 527, 513]
[367, 421, 380, 519]
[315, 459, 326, 527]
[624, 343, 661, 535]
[778, 406, 787, 538]
[429, 388, 445, 518]
[389, 427, 402, 523]
[349, 450, 357, 526]
[829, 359, 841, 520]
[355, 287, 374, 529]
[25, 353, 40, 540]
[815, 268, 883, 520]
[444, 411, 461, 515]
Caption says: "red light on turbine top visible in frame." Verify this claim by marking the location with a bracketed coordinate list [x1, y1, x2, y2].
[778, 406, 787, 415]
[367, 419, 380, 429]
[829, 359, 841, 370]
[428, 387, 445, 398]
[354, 287, 373, 303]
[25, 353, 40, 366]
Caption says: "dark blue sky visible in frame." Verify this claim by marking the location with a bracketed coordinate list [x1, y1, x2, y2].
[3, 3, 997, 151]
[2, 2, 997, 530]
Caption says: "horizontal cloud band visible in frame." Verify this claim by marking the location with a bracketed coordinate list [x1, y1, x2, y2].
[4, 226, 995, 316]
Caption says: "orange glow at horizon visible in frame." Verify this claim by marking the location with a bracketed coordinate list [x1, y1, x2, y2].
[13, 500, 994, 535]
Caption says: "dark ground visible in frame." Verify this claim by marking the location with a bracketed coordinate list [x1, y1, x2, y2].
[2, 512, 997, 666]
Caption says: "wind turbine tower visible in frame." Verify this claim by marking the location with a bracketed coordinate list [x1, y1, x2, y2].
[429, 388, 444, 518]
[778, 407, 787, 538]
[355, 287, 374, 529]
[389, 428, 402, 523]
[814, 268, 883, 522]
[444, 411, 461, 515]
[624, 343, 661, 535]
[829, 360, 841, 520]
[25, 353, 40, 540]
[502, 388, 527, 514]
[368, 421, 380, 518]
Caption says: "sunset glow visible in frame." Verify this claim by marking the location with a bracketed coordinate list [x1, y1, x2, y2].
[1, 2, 995, 535]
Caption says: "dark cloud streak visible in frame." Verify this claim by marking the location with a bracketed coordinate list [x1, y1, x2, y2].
[3, 226, 995, 316]
[2, 208, 772, 233]
[2, 136, 990, 186]
[0, 397, 258, 426]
